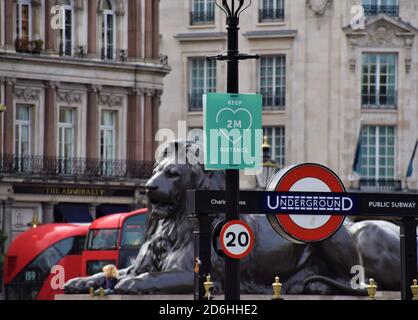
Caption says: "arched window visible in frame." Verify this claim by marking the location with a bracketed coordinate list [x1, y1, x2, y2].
[59, 0, 74, 56]
[16, 0, 32, 41]
[102, 0, 115, 60]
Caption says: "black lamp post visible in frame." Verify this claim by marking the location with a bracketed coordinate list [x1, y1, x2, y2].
[209, 0, 259, 301]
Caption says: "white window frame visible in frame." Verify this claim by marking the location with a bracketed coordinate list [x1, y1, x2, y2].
[191, 0, 215, 24]
[16, 0, 32, 41]
[261, 0, 285, 11]
[60, 4, 74, 56]
[57, 108, 75, 159]
[363, 0, 398, 6]
[259, 55, 286, 109]
[360, 125, 396, 180]
[362, 53, 398, 108]
[100, 110, 117, 161]
[263, 127, 285, 168]
[189, 58, 216, 111]
[14, 104, 32, 156]
[192, 0, 215, 15]
[102, 9, 116, 60]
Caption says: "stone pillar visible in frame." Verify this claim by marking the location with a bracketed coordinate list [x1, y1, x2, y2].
[87, 0, 98, 58]
[3, 200, 13, 250]
[152, 91, 162, 156]
[44, 82, 58, 157]
[45, 0, 57, 54]
[144, 0, 153, 60]
[88, 204, 98, 220]
[4, 0, 14, 50]
[127, 89, 143, 161]
[152, 0, 160, 59]
[42, 203, 55, 224]
[127, 0, 142, 61]
[3, 78, 15, 155]
[143, 91, 154, 161]
[86, 85, 100, 159]
[0, 78, 4, 154]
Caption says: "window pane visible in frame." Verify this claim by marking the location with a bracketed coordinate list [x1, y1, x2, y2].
[362, 53, 397, 108]
[360, 125, 396, 179]
[189, 58, 216, 111]
[17, 105, 30, 121]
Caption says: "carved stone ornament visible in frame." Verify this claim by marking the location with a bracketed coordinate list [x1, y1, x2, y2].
[99, 93, 124, 107]
[97, 0, 125, 16]
[306, 0, 333, 16]
[14, 87, 41, 102]
[31, 0, 41, 7]
[57, 91, 83, 105]
[344, 16, 417, 73]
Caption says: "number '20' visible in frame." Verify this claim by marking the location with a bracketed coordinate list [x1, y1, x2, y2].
[226, 231, 249, 247]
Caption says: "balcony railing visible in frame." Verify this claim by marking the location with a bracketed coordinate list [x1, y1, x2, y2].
[359, 179, 402, 192]
[363, 5, 399, 17]
[59, 42, 72, 57]
[189, 93, 204, 112]
[0, 155, 154, 180]
[259, 8, 285, 22]
[101, 47, 115, 61]
[190, 11, 215, 25]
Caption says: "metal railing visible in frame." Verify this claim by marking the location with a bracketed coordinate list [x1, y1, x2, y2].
[359, 179, 402, 192]
[363, 5, 399, 17]
[190, 11, 215, 25]
[259, 8, 285, 22]
[101, 47, 114, 61]
[0, 155, 154, 180]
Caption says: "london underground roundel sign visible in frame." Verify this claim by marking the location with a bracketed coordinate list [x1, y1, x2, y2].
[266, 163, 346, 244]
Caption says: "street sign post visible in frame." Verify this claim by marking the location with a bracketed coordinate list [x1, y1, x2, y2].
[202, 0, 260, 301]
[204, 93, 262, 170]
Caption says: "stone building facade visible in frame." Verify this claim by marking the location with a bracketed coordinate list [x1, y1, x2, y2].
[160, 0, 418, 190]
[0, 0, 168, 247]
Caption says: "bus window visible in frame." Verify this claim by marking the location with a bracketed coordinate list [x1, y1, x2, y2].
[86, 229, 118, 250]
[86, 260, 116, 276]
[5, 237, 83, 300]
[118, 214, 148, 269]
[121, 215, 147, 248]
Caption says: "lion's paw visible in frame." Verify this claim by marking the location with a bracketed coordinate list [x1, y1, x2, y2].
[115, 277, 144, 294]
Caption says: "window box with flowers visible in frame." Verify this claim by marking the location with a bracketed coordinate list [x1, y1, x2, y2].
[15, 38, 44, 54]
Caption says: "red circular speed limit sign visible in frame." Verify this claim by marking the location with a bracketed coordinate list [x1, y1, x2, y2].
[220, 220, 254, 259]
[267, 163, 346, 244]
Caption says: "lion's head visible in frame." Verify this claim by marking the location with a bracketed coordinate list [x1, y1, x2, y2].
[146, 141, 225, 220]
[129, 141, 225, 275]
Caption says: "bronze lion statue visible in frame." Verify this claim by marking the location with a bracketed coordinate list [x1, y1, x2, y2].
[65, 141, 414, 295]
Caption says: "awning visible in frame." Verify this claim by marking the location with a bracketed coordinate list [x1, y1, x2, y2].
[56, 204, 93, 223]
[97, 204, 129, 216]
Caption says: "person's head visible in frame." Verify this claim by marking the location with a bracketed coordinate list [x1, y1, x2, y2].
[103, 264, 118, 278]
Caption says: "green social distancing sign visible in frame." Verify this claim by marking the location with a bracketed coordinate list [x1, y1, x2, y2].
[203, 93, 262, 170]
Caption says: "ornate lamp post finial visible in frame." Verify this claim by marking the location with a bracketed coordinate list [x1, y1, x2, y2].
[215, 0, 252, 23]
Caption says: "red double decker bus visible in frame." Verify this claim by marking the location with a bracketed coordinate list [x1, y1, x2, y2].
[81, 209, 148, 276]
[3, 208, 148, 300]
[3, 224, 88, 300]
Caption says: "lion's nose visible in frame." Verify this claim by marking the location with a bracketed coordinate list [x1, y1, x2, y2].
[146, 181, 158, 192]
